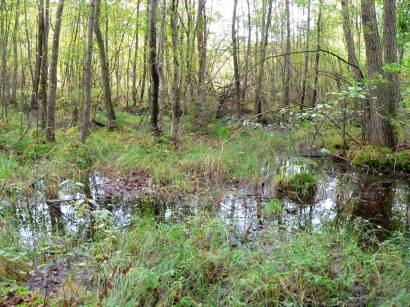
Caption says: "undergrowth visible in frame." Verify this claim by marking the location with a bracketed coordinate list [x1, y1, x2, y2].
[97, 217, 410, 306]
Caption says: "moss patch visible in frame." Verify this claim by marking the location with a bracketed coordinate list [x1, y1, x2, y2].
[274, 172, 317, 200]
[351, 145, 410, 172]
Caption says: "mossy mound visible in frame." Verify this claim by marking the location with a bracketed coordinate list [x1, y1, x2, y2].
[351, 145, 410, 172]
[274, 172, 317, 199]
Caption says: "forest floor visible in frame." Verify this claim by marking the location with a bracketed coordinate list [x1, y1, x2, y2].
[1, 108, 410, 306]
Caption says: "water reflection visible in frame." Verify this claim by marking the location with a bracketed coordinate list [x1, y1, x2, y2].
[3, 158, 410, 244]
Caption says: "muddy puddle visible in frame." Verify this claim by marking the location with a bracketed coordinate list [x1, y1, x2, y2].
[2, 156, 409, 244]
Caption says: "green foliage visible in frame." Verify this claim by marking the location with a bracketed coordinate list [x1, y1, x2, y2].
[274, 172, 317, 199]
[352, 146, 410, 172]
[22, 143, 53, 161]
[262, 199, 283, 217]
[98, 218, 410, 306]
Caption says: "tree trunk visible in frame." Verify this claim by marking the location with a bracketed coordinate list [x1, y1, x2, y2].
[38, 0, 50, 129]
[131, 0, 141, 106]
[254, 0, 273, 118]
[242, 0, 251, 103]
[196, 0, 207, 129]
[140, 25, 148, 104]
[341, 0, 362, 82]
[11, 0, 20, 106]
[46, 0, 65, 143]
[31, 0, 43, 112]
[283, 0, 291, 106]
[383, 0, 400, 117]
[232, 0, 241, 116]
[149, 0, 160, 133]
[300, 0, 311, 107]
[361, 0, 396, 147]
[311, 0, 322, 106]
[94, 0, 116, 128]
[171, 0, 182, 143]
[158, 0, 167, 116]
[1, 0, 11, 112]
[80, 0, 96, 143]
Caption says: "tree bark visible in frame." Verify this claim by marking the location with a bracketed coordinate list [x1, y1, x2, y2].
[300, 0, 311, 107]
[38, 0, 50, 129]
[311, 0, 322, 106]
[283, 0, 291, 106]
[31, 0, 43, 112]
[94, 0, 116, 129]
[46, 0, 65, 143]
[232, 0, 241, 116]
[1, 0, 11, 111]
[361, 0, 396, 147]
[158, 0, 167, 116]
[383, 0, 400, 117]
[254, 0, 273, 118]
[149, 0, 160, 133]
[11, 0, 20, 105]
[131, 0, 141, 106]
[341, 0, 362, 82]
[80, 0, 96, 143]
[242, 0, 251, 103]
[196, 0, 207, 128]
[171, 0, 182, 143]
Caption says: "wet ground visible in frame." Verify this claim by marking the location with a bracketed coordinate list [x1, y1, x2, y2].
[1, 156, 410, 295]
[7, 156, 409, 241]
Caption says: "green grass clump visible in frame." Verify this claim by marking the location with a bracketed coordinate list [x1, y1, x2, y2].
[98, 218, 410, 306]
[351, 145, 393, 169]
[352, 145, 410, 172]
[274, 172, 317, 199]
[262, 199, 283, 217]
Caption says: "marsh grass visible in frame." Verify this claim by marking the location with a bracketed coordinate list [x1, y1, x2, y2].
[0, 111, 286, 194]
[97, 217, 410, 306]
[274, 172, 318, 200]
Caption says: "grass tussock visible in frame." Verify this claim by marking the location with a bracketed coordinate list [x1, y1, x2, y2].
[274, 172, 318, 199]
[97, 218, 410, 306]
[351, 145, 410, 172]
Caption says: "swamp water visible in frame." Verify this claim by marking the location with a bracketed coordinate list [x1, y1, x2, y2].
[1, 156, 409, 294]
[2, 156, 410, 243]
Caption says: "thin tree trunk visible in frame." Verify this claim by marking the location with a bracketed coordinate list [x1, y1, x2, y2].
[31, 0, 43, 112]
[311, 0, 322, 106]
[131, 0, 141, 106]
[242, 0, 251, 103]
[46, 0, 65, 143]
[171, 0, 182, 143]
[254, 0, 273, 118]
[196, 0, 207, 128]
[341, 0, 362, 82]
[94, 0, 116, 128]
[81, 0, 96, 143]
[232, 0, 241, 116]
[158, 0, 167, 116]
[300, 0, 311, 107]
[11, 0, 20, 105]
[38, 0, 50, 129]
[1, 0, 11, 111]
[140, 27, 148, 104]
[283, 0, 291, 106]
[149, 0, 160, 133]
